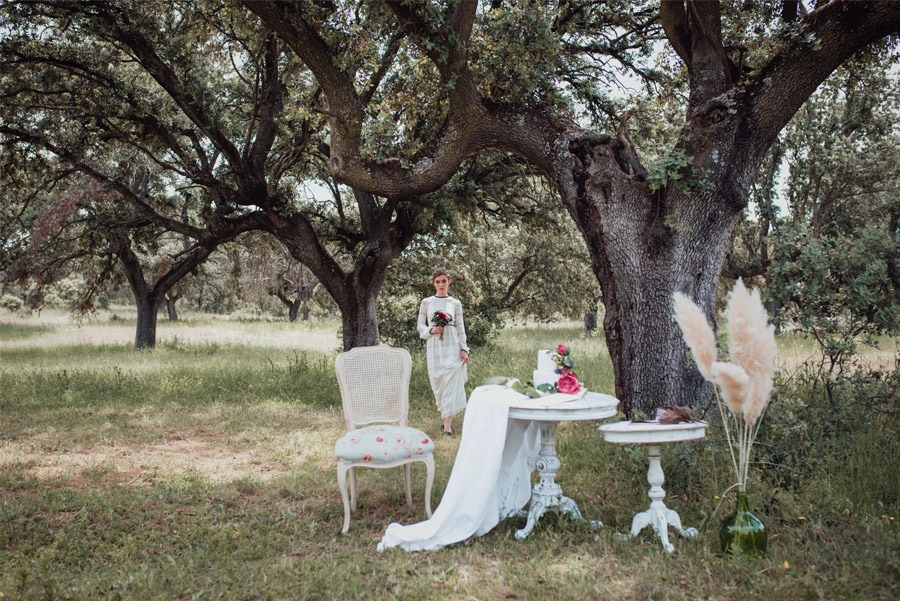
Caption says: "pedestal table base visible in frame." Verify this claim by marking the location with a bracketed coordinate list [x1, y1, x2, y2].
[598, 421, 708, 554]
[513, 421, 602, 540]
[619, 443, 698, 553]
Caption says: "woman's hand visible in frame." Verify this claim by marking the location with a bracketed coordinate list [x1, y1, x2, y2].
[431, 325, 444, 336]
[460, 350, 469, 363]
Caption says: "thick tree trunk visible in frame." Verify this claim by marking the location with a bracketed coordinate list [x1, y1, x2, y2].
[135, 295, 161, 349]
[113, 234, 215, 351]
[265, 193, 417, 351]
[556, 136, 740, 418]
[271, 289, 298, 322]
[337, 278, 381, 351]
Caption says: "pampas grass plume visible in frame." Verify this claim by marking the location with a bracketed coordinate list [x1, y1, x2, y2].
[673, 280, 778, 492]
[672, 292, 717, 380]
[710, 361, 749, 415]
[725, 279, 778, 426]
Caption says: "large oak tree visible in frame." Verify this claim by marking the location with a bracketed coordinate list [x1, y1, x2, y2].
[241, 0, 900, 415]
[4, 1, 898, 414]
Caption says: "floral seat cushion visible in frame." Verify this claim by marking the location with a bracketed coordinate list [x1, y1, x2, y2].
[335, 425, 434, 463]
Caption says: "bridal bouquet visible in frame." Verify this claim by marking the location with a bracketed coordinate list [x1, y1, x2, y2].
[673, 279, 777, 492]
[431, 310, 453, 340]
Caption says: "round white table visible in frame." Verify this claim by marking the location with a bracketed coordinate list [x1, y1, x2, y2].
[598, 420, 707, 552]
[506, 391, 619, 540]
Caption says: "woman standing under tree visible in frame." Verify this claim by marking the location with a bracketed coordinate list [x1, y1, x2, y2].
[417, 268, 469, 435]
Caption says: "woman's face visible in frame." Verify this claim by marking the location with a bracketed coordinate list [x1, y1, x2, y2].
[433, 275, 450, 296]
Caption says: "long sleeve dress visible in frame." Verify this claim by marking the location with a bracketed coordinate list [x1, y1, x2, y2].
[417, 295, 469, 419]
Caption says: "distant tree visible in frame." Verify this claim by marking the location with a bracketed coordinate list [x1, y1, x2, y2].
[728, 50, 900, 280]
[0, 0, 422, 350]
[240, 232, 323, 322]
[769, 55, 900, 384]
[2, 164, 261, 348]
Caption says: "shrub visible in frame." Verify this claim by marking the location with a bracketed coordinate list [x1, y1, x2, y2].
[0, 293, 23, 312]
[377, 293, 500, 351]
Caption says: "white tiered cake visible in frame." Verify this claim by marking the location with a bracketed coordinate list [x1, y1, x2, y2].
[532, 350, 561, 391]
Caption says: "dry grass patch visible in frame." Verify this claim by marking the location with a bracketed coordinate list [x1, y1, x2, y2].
[1, 403, 346, 487]
[0, 310, 341, 350]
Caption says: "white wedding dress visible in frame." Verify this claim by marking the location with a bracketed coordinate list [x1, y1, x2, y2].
[417, 295, 469, 419]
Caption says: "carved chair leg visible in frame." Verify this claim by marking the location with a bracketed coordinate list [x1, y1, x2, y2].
[404, 463, 413, 506]
[349, 466, 358, 511]
[424, 457, 434, 518]
[337, 462, 352, 534]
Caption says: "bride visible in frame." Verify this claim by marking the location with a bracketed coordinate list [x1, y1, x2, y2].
[417, 268, 470, 435]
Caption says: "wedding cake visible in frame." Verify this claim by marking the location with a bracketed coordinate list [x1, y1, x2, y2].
[532, 350, 562, 390]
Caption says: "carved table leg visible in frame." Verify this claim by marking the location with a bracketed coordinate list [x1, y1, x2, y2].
[515, 421, 598, 540]
[620, 444, 697, 553]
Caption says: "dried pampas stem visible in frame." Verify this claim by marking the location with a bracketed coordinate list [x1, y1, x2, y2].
[710, 361, 749, 416]
[725, 279, 778, 427]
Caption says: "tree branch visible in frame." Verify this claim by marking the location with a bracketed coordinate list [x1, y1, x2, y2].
[747, 0, 900, 162]
[73, 1, 246, 172]
[660, 0, 692, 68]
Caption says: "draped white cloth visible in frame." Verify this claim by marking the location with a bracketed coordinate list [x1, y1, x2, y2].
[417, 295, 469, 419]
[377, 385, 540, 552]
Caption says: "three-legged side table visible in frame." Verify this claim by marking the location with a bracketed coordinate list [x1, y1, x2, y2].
[598, 421, 707, 553]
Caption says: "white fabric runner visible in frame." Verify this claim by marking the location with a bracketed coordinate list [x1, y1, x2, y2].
[377, 385, 540, 552]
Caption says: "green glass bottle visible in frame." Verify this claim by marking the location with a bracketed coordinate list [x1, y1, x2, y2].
[720, 491, 767, 557]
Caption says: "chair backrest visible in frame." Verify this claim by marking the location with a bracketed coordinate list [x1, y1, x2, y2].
[335, 345, 412, 429]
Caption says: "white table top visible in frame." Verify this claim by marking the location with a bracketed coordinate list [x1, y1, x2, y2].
[505, 389, 620, 422]
[598, 420, 708, 444]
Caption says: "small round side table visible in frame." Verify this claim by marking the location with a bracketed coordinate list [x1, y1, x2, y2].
[598, 420, 707, 553]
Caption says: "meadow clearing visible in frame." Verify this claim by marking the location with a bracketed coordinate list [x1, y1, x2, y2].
[1, 310, 897, 600]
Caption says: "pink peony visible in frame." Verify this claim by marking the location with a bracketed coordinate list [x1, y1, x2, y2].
[557, 344, 568, 355]
[557, 371, 580, 394]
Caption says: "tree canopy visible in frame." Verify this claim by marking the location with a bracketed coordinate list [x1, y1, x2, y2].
[2, 1, 899, 414]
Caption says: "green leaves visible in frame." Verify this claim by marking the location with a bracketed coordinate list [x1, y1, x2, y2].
[646, 148, 711, 195]
[768, 224, 899, 377]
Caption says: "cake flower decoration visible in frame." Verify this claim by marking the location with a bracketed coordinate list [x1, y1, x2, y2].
[537, 344, 581, 394]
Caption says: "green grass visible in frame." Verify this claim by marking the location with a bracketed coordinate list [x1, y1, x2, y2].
[0, 322, 55, 341]
[1, 319, 898, 600]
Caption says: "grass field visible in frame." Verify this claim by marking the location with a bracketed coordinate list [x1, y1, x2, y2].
[1, 311, 897, 600]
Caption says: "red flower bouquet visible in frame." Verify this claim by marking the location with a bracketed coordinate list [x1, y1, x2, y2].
[432, 310, 453, 340]
[557, 371, 581, 394]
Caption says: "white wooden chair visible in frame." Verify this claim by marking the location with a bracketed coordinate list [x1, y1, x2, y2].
[334, 346, 435, 534]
